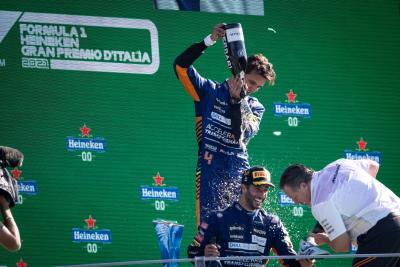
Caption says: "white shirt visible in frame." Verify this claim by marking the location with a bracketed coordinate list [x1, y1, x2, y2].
[311, 158, 400, 242]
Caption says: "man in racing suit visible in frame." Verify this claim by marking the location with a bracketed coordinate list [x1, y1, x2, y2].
[187, 166, 312, 267]
[174, 23, 276, 223]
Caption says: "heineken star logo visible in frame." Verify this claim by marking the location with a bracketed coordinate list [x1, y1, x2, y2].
[153, 172, 164, 186]
[357, 137, 367, 151]
[85, 215, 96, 229]
[17, 258, 28, 267]
[12, 168, 22, 180]
[80, 123, 91, 137]
[286, 89, 297, 103]
[343, 137, 381, 164]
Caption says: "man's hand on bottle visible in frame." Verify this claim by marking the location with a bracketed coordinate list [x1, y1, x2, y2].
[310, 232, 330, 246]
[228, 75, 246, 100]
[211, 24, 225, 42]
[204, 243, 220, 257]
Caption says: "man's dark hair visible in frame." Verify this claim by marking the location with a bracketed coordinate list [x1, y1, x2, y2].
[280, 164, 313, 190]
[0, 146, 24, 168]
[246, 54, 276, 86]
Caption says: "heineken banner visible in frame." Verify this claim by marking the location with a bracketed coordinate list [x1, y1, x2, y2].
[0, 1, 399, 266]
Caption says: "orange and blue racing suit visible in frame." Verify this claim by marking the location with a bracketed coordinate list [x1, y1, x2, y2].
[174, 40, 264, 223]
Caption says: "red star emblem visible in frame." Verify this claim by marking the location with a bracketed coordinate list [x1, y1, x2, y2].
[357, 137, 367, 151]
[286, 89, 297, 103]
[85, 215, 96, 229]
[80, 123, 91, 137]
[16, 259, 28, 267]
[12, 168, 22, 180]
[153, 172, 164, 186]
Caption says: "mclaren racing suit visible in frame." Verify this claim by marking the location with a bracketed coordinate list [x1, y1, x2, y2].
[174, 39, 265, 223]
[187, 202, 300, 267]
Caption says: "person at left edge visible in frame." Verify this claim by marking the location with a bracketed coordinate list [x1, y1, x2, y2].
[187, 166, 313, 267]
[174, 23, 276, 223]
[0, 146, 23, 252]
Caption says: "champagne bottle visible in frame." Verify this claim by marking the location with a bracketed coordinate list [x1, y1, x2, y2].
[223, 23, 248, 98]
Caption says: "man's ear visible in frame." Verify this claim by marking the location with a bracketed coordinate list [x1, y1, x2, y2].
[299, 182, 308, 191]
[240, 184, 247, 193]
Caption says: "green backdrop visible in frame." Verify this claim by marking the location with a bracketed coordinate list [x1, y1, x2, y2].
[0, 1, 399, 266]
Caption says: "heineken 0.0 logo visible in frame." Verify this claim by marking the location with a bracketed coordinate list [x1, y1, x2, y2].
[66, 123, 106, 162]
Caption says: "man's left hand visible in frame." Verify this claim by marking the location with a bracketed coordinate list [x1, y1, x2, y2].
[299, 259, 315, 267]
[310, 232, 329, 246]
[228, 76, 246, 99]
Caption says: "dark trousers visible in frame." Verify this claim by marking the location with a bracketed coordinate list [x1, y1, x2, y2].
[352, 212, 400, 267]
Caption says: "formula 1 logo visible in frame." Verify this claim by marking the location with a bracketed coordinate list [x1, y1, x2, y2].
[140, 172, 180, 211]
[344, 137, 381, 164]
[71, 215, 112, 254]
[66, 123, 106, 162]
[14, 167, 38, 205]
[0, 10, 159, 74]
[273, 89, 312, 127]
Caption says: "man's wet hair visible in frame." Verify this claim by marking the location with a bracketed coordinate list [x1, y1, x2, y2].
[246, 54, 276, 86]
[280, 164, 313, 190]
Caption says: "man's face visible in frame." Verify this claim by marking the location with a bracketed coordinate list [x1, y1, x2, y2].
[242, 184, 269, 210]
[282, 183, 311, 206]
[244, 71, 267, 95]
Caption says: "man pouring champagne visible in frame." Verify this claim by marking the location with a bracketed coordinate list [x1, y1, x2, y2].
[174, 23, 276, 223]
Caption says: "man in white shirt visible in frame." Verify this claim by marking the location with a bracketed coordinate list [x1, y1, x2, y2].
[280, 158, 400, 267]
